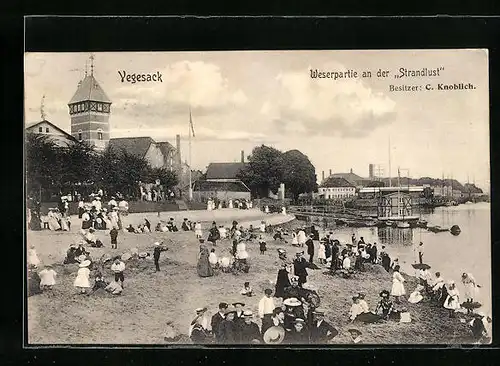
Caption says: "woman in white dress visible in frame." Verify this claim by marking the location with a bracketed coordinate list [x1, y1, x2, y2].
[264, 205, 270, 214]
[47, 209, 61, 231]
[291, 231, 298, 246]
[195, 222, 203, 239]
[259, 221, 266, 233]
[228, 199, 233, 209]
[408, 284, 424, 304]
[74, 260, 91, 294]
[317, 241, 326, 264]
[28, 245, 40, 268]
[391, 265, 406, 303]
[443, 280, 460, 317]
[461, 272, 480, 303]
[297, 230, 306, 247]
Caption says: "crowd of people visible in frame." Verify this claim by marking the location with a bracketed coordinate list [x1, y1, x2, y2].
[27, 192, 491, 345]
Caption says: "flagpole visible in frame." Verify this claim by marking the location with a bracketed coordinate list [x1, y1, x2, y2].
[188, 107, 193, 201]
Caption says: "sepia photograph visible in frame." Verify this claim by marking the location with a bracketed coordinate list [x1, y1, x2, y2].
[24, 49, 491, 345]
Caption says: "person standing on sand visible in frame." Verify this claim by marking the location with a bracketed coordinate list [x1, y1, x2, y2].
[197, 245, 214, 277]
[111, 258, 126, 288]
[391, 265, 406, 303]
[153, 241, 168, 272]
[305, 234, 315, 264]
[211, 302, 228, 342]
[195, 221, 203, 239]
[293, 251, 308, 287]
[417, 242, 424, 264]
[74, 260, 91, 294]
[317, 240, 326, 265]
[110, 227, 118, 249]
[297, 229, 307, 247]
[443, 280, 460, 318]
[258, 289, 276, 335]
[461, 272, 480, 303]
[275, 263, 291, 298]
[218, 307, 238, 344]
[208, 221, 221, 246]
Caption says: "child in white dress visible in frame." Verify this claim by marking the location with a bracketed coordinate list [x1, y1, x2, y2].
[39, 265, 57, 291]
[391, 265, 406, 303]
[74, 260, 91, 294]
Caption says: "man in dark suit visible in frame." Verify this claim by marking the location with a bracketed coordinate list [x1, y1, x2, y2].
[309, 309, 338, 344]
[211, 302, 228, 342]
[305, 234, 315, 263]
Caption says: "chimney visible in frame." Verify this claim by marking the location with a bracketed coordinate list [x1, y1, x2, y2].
[241, 150, 245, 163]
[329, 169, 332, 177]
[176, 135, 181, 163]
[322, 171, 325, 181]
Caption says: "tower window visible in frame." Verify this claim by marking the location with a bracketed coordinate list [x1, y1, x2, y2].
[45, 128, 49, 133]
[78, 129, 82, 141]
[38, 127, 43, 133]
[97, 103, 102, 112]
[97, 129, 103, 140]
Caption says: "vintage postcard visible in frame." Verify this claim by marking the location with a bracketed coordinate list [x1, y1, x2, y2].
[24, 50, 491, 345]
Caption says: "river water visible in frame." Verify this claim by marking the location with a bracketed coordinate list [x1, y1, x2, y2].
[317, 202, 492, 315]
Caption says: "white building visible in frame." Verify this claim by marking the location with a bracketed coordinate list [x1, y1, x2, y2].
[318, 177, 356, 199]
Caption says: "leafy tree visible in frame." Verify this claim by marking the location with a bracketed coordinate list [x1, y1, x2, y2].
[25, 132, 59, 196]
[278, 149, 317, 201]
[146, 167, 179, 191]
[237, 145, 283, 198]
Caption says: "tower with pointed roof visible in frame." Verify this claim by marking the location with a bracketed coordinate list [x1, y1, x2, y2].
[68, 55, 112, 151]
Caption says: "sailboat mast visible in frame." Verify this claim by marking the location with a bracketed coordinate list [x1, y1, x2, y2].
[388, 137, 392, 187]
[188, 109, 193, 201]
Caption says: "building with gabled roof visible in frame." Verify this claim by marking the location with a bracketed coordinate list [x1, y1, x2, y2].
[205, 162, 248, 180]
[25, 120, 79, 147]
[108, 137, 177, 171]
[194, 151, 251, 202]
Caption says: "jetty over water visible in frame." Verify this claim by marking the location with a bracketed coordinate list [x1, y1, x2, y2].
[359, 186, 425, 195]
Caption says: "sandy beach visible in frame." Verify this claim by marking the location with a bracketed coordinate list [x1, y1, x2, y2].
[27, 209, 477, 345]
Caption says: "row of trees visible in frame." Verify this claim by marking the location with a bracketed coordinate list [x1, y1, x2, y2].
[26, 133, 178, 200]
[237, 145, 318, 201]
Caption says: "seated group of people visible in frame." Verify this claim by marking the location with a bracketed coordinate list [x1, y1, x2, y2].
[349, 291, 410, 324]
[190, 289, 338, 345]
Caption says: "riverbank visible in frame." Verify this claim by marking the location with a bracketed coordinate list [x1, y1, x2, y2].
[27, 214, 478, 344]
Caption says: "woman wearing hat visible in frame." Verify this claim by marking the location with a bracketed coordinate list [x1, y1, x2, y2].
[197, 244, 214, 278]
[443, 280, 460, 318]
[461, 272, 480, 304]
[285, 318, 309, 344]
[189, 307, 212, 344]
[283, 298, 305, 330]
[275, 263, 292, 299]
[74, 260, 91, 294]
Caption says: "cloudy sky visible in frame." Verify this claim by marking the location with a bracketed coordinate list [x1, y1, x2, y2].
[24, 50, 490, 191]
